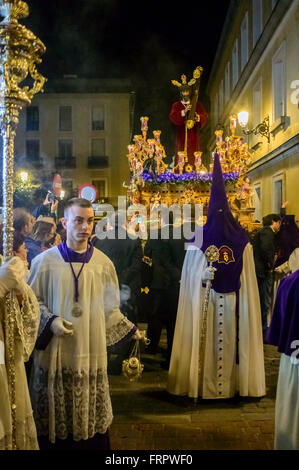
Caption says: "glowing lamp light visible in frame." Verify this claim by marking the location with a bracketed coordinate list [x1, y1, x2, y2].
[60, 190, 65, 199]
[238, 111, 249, 128]
[20, 171, 28, 183]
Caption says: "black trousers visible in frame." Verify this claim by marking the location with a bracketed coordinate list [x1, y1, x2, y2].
[146, 286, 179, 361]
[257, 272, 274, 335]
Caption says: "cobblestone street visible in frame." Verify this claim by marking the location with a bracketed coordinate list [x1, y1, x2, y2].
[109, 327, 281, 451]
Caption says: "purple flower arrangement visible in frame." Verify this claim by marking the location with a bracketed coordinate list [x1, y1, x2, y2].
[140, 171, 238, 186]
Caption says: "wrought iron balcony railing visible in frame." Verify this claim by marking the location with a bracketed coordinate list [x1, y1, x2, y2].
[88, 156, 109, 168]
[55, 157, 76, 169]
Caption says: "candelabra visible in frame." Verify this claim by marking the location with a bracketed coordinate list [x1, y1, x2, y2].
[0, 0, 46, 448]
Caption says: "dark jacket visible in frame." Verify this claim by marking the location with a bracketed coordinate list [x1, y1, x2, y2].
[163, 222, 195, 275]
[252, 226, 277, 278]
[92, 227, 142, 293]
[25, 237, 43, 268]
[32, 204, 56, 222]
[144, 225, 183, 290]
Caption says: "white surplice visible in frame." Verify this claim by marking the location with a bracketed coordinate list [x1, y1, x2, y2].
[167, 242, 266, 399]
[29, 246, 135, 443]
[0, 286, 40, 450]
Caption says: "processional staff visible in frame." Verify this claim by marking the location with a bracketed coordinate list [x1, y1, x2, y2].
[0, 0, 46, 448]
[196, 245, 219, 403]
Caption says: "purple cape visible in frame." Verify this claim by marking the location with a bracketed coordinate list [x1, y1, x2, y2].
[199, 153, 249, 293]
[267, 269, 299, 356]
[58, 240, 94, 263]
[275, 215, 299, 267]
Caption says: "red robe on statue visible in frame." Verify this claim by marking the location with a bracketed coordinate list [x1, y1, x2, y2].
[169, 100, 208, 168]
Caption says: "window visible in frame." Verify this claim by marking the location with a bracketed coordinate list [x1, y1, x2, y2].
[59, 106, 72, 131]
[241, 13, 249, 71]
[26, 106, 39, 131]
[252, 78, 262, 128]
[224, 62, 230, 104]
[92, 179, 107, 199]
[26, 140, 40, 161]
[272, 42, 286, 120]
[92, 106, 105, 130]
[253, 0, 263, 47]
[58, 140, 73, 159]
[91, 138, 105, 156]
[253, 184, 262, 223]
[232, 38, 239, 88]
[273, 180, 283, 213]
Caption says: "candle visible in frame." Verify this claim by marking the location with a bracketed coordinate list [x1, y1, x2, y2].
[153, 130, 161, 143]
[215, 129, 223, 146]
[140, 116, 149, 131]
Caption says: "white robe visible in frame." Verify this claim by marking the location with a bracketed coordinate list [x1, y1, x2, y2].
[29, 246, 135, 443]
[167, 242, 266, 399]
[0, 286, 40, 450]
[274, 353, 299, 450]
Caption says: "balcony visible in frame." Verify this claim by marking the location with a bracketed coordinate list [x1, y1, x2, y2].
[88, 156, 109, 169]
[55, 157, 76, 169]
[25, 158, 44, 169]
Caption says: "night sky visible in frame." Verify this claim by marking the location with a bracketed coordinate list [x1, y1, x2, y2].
[24, 0, 231, 158]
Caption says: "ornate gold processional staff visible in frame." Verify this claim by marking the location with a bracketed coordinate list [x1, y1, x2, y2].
[0, 0, 46, 448]
[196, 245, 219, 403]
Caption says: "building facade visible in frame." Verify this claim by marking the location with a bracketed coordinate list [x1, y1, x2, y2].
[14, 77, 134, 206]
[203, 0, 299, 222]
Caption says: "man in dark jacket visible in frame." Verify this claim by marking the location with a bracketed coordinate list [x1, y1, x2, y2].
[252, 213, 281, 336]
[93, 211, 143, 373]
[144, 210, 194, 368]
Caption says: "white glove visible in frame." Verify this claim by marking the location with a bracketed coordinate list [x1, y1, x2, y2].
[132, 329, 143, 340]
[132, 329, 150, 344]
[201, 266, 216, 282]
[274, 261, 290, 274]
[0, 257, 27, 298]
[50, 317, 73, 337]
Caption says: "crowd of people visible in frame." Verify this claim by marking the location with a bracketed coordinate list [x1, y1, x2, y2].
[0, 166, 299, 450]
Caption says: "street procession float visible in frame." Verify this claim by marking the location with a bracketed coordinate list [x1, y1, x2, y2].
[124, 66, 260, 233]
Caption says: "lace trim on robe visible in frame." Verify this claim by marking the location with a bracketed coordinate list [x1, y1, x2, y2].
[31, 366, 113, 442]
[106, 316, 136, 347]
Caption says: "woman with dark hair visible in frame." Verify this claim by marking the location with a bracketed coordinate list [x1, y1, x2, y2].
[25, 217, 56, 268]
[0, 230, 28, 269]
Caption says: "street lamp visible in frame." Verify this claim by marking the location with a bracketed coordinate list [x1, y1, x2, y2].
[237, 111, 270, 143]
[19, 171, 28, 183]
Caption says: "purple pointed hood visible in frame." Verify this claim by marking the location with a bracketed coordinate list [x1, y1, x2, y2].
[267, 269, 299, 356]
[275, 215, 299, 267]
[200, 153, 249, 293]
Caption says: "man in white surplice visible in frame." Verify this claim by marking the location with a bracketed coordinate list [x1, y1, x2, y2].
[167, 154, 266, 400]
[29, 198, 140, 449]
